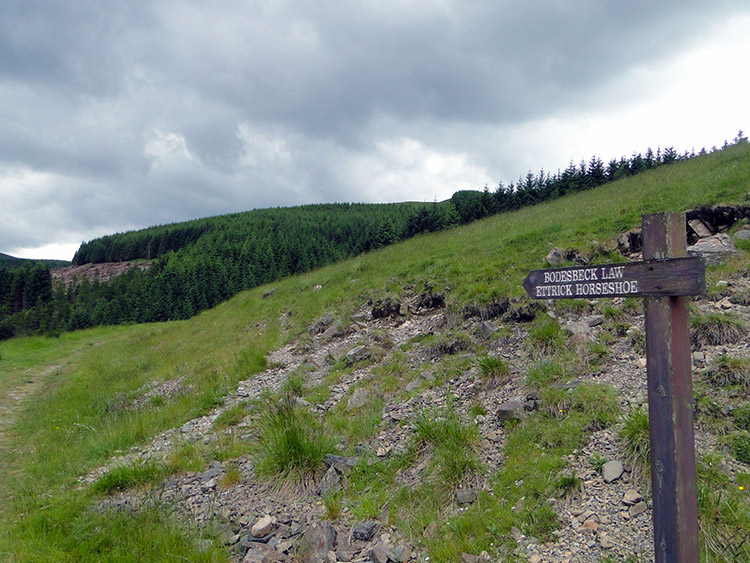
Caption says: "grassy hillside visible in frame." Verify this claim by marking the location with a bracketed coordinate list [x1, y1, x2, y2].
[1, 143, 749, 561]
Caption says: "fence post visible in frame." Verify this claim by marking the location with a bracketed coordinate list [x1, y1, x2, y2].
[642, 212, 699, 562]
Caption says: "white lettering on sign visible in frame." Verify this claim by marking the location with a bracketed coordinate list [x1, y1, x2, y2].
[534, 278, 639, 298]
[536, 284, 574, 298]
[543, 268, 598, 283]
[574, 280, 639, 296]
[524, 256, 706, 300]
[601, 265, 625, 280]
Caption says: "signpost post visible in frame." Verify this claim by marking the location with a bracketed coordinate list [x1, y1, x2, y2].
[523, 212, 704, 563]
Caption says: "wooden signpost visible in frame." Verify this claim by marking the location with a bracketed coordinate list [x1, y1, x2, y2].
[523, 212, 705, 563]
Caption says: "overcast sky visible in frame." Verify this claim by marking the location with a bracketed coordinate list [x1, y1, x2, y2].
[2, 1, 749, 261]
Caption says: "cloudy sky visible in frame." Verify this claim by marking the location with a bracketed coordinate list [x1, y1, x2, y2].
[2, 1, 749, 260]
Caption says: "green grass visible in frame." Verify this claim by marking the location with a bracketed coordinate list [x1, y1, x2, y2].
[413, 403, 482, 490]
[252, 396, 335, 488]
[328, 393, 385, 446]
[730, 433, 750, 465]
[478, 355, 511, 384]
[705, 355, 750, 388]
[735, 404, 750, 432]
[409, 382, 619, 562]
[691, 312, 747, 348]
[526, 317, 566, 356]
[619, 407, 651, 486]
[697, 454, 750, 562]
[212, 401, 248, 430]
[589, 452, 608, 474]
[525, 358, 568, 388]
[2, 143, 750, 560]
[92, 460, 169, 495]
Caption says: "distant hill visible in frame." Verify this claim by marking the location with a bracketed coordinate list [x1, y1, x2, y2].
[0, 252, 70, 272]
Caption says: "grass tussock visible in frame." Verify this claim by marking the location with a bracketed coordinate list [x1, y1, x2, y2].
[478, 355, 511, 386]
[253, 395, 335, 489]
[691, 312, 747, 348]
[705, 355, 750, 388]
[219, 462, 242, 488]
[697, 455, 750, 562]
[413, 403, 483, 491]
[619, 407, 651, 486]
[92, 460, 169, 495]
[526, 318, 566, 356]
[212, 401, 248, 430]
[525, 358, 568, 388]
[734, 404, 750, 432]
[729, 433, 750, 465]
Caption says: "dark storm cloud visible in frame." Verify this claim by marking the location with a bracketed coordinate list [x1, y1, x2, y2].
[1, 0, 748, 258]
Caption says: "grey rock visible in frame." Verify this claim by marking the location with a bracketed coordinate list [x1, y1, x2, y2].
[200, 466, 222, 482]
[546, 247, 564, 266]
[629, 501, 648, 517]
[221, 529, 240, 545]
[456, 487, 477, 505]
[523, 398, 539, 412]
[310, 313, 335, 334]
[318, 466, 342, 497]
[405, 379, 422, 392]
[369, 543, 394, 563]
[200, 478, 217, 493]
[251, 515, 275, 538]
[587, 315, 604, 327]
[688, 219, 713, 238]
[423, 521, 438, 538]
[328, 343, 349, 362]
[687, 234, 741, 265]
[479, 320, 499, 339]
[322, 322, 342, 339]
[323, 454, 359, 473]
[352, 520, 379, 542]
[495, 399, 525, 425]
[602, 460, 624, 483]
[393, 545, 412, 563]
[734, 228, 750, 241]
[345, 345, 371, 365]
[300, 521, 336, 562]
[347, 388, 372, 410]
[618, 228, 642, 255]
[622, 489, 643, 506]
[241, 541, 273, 563]
[566, 321, 591, 337]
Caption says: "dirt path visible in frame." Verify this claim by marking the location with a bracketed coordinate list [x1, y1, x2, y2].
[0, 364, 59, 476]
